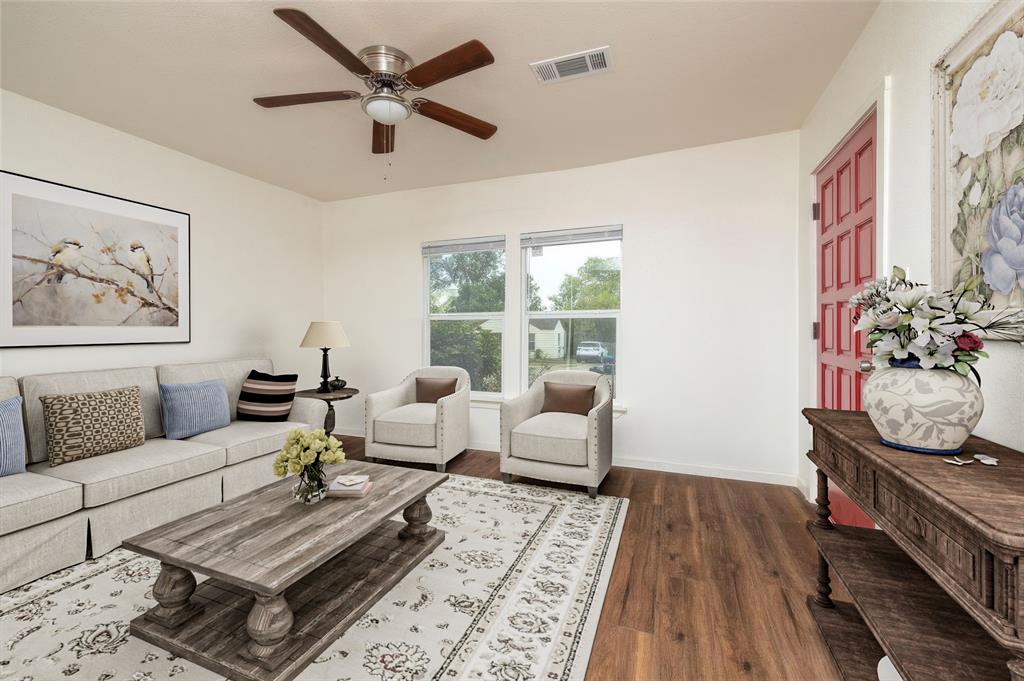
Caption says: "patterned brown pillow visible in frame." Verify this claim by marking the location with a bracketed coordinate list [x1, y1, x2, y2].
[41, 386, 146, 466]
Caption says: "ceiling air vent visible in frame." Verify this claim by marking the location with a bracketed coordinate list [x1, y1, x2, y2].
[529, 46, 612, 84]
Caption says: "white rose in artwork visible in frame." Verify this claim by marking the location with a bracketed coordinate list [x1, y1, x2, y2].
[950, 31, 1024, 159]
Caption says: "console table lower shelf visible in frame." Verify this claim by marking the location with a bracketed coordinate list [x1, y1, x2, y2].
[807, 522, 1015, 681]
[130, 520, 444, 681]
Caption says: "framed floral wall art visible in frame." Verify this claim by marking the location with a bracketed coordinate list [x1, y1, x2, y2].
[1, 171, 190, 347]
[933, 0, 1024, 316]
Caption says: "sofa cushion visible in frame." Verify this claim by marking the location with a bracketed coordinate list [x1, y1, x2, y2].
[237, 370, 298, 422]
[189, 420, 307, 466]
[160, 379, 231, 439]
[157, 358, 273, 419]
[0, 377, 19, 402]
[29, 438, 225, 507]
[0, 471, 82, 535]
[0, 396, 27, 477]
[375, 403, 437, 447]
[511, 412, 588, 466]
[20, 366, 162, 464]
[41, 386, 146, 466]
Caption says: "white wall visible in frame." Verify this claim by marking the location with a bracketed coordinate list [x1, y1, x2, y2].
[797, 2, 1024, 493]
[0, 91, 324, 381]
[322, 131, 802, 485]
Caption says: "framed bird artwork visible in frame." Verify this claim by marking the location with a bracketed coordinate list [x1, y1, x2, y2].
[1, 171, 190, 347]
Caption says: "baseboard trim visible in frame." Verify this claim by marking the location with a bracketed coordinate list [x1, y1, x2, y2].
[612, 456, 799, 487]
[333, 427, 797, 487]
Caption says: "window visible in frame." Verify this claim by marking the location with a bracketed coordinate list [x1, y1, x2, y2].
[423, 236, 506, 394]
[522, 226, 622, 396]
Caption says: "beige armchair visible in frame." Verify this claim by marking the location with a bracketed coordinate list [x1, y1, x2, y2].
[364, 367, 470, 472]
[500, 370, 613, 498]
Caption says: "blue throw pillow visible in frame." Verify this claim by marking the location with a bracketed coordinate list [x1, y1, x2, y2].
[160, 380, 230, 440]
[0, 396, 27, 477]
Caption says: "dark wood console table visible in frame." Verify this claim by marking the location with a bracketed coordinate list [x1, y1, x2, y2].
[803, 409, 1023, 681]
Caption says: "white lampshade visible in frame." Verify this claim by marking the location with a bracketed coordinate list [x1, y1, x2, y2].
[300, 321, 350, 349]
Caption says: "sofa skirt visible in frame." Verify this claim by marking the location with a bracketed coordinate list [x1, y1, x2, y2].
[86, 469, 222, 557]
[0, 512, 88, 593]
[222, 452, 279, 500]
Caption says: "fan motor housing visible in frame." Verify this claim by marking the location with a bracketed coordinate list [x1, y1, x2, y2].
[358, 45, 414, 77]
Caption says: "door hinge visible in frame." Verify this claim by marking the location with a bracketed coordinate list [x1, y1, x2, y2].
[812, 321, 820, 340]
[812, 202, 821, 221]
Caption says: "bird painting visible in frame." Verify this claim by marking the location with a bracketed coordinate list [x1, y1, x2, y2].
[128, 240, 155, 292]
[48, 239, 84, 284]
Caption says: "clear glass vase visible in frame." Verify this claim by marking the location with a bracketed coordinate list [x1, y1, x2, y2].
[292, 473, 327, 505]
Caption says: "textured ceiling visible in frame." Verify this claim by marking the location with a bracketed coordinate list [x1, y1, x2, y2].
[1, 1, 878, 200]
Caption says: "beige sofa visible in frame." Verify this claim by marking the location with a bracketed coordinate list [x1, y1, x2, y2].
[364, 366, 470, 472]
[0, 358, 326, 593]
[499, 370, 613, 498]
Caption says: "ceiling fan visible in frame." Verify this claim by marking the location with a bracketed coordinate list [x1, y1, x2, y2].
[254, 8, 497, 154]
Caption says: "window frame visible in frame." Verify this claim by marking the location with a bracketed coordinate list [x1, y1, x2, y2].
[520, 226, 622, 400]
[422, 236, 507, 399]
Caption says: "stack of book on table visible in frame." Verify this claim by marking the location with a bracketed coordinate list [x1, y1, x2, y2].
[327, 474, 372, 498]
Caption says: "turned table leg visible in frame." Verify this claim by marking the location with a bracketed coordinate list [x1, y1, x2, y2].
[323, 401, 336, 437]
[812, 469, 836, 609]
[398, 496, 436, 541]
[245, 592, 294, 669]
[146, 562, 203, 628]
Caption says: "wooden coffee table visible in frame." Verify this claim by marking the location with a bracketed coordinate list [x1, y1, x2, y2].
[123, 461, 447, 681]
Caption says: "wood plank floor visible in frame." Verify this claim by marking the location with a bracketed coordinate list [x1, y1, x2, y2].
[340, 437, 844, 681]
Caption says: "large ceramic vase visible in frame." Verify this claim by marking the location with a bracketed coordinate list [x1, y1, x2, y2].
[862, 358, 984, 455]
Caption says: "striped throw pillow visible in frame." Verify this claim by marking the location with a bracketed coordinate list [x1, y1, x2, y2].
[0, 396, 27, 477]
[159, 379, 230, 440]
[237, 370, 298, 422]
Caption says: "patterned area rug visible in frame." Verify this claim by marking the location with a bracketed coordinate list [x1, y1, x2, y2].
[0, 475, 627, 681]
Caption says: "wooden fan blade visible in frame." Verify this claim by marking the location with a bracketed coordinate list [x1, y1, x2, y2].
[273, 8, 371, 77]
[403, 39, 494, 89]
[254, 90, 361, 107]
[372, 121, 395, 154]
[414, 99, 496, 140]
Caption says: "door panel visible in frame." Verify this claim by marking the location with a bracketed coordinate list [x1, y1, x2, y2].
[816, 110, 876, 528]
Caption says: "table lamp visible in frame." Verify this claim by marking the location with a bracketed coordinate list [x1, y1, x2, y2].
[300, 321, 350, 393]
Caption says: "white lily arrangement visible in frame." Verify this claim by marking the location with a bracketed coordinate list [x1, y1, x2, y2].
[851, 266, 1024, 380]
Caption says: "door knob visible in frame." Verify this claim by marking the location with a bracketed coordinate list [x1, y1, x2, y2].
[858, 360, 875, 373]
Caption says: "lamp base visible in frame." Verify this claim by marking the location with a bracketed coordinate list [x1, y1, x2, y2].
[318, 348, 331, 393]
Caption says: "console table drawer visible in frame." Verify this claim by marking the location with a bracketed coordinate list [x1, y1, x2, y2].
[813, 432, 870, 501]
[874, 473, 980, 597]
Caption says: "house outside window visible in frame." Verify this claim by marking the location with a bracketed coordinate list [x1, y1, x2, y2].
[522, 226, 622, 396]
[423, 235, 506, 395]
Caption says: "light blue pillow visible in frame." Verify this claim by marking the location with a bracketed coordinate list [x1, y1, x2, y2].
[160, 379, 230, 440]
[0, 396, 27, 477]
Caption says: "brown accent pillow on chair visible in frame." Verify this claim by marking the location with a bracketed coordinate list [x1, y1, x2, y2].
[541, 382, 596, 416]
[40, 385, 146, 466]
[416, 377, 458, 404]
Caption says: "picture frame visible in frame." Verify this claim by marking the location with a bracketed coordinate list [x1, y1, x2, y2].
[1, 170, 191, 348]
[932, 0, 1024, 321]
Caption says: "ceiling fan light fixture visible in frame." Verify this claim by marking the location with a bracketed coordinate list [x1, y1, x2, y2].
[362, 88, 411, 125]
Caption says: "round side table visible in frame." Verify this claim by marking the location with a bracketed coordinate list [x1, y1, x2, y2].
[294, 387, 359, 437]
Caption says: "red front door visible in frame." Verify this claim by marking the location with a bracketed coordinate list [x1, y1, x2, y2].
[816, 109, 876, 528]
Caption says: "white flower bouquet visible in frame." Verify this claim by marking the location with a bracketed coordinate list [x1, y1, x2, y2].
[851, 266, 1024, 380]
[273, 428, 345, 504]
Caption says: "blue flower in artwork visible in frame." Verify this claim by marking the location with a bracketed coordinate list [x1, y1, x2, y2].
[983, 182, 1024, 294]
